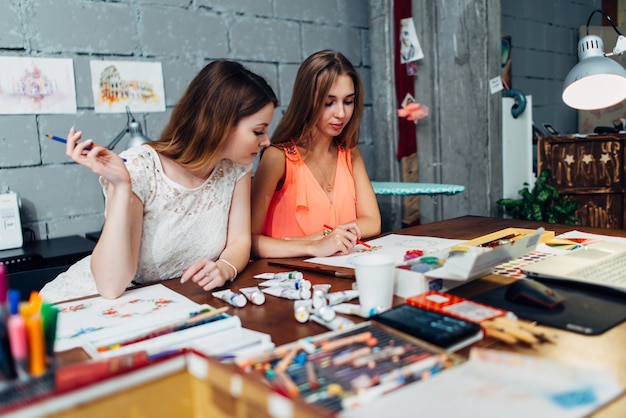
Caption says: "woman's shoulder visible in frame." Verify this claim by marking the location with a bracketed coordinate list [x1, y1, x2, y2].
[121, 144, 158, 167]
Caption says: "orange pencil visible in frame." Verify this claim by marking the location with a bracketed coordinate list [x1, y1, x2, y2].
[323, 224, 372, 249]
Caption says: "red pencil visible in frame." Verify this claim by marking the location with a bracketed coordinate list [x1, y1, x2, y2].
[323, 224, 372, 249]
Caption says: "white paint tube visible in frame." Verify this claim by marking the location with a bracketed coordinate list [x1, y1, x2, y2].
[254, 271, 304, 280]
[325, 289, 360, 306]
[294, 300, 312, 323]
[262, 286, 312, 300]
[258, 277, 312, 291]
[310, 314, 355, 331]
[332, 303, 378, 318]
[211, 289, 247, 308]
[239, 286, 265, 305]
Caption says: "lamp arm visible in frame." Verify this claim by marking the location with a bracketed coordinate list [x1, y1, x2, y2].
[106, 126, 129, 150]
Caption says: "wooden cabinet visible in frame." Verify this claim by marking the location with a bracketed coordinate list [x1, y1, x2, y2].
[537, 134, 626, 229]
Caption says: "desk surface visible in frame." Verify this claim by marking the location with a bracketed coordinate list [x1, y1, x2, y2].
[64, 216, 626, 417]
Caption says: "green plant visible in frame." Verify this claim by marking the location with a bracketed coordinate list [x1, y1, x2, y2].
[497, 169, 580, 225]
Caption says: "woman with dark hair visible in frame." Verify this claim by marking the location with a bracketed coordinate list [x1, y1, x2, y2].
[41, 60, 278, 302]
[251, 50, 380, 259]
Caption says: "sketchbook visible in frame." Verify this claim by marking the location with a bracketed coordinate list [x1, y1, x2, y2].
[54, 284, 273, 360]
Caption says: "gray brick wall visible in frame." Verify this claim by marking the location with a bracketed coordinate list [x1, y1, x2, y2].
[0, 0, 372, 240]
[501, 0, 602, 134]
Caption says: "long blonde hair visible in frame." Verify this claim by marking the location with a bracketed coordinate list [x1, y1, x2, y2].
[271, 50, 363, 149]
[150, 60, 278, 170]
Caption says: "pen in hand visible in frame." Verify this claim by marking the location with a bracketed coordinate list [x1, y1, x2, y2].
[323, 224, 372, 249]
[46, 134, 127, 162]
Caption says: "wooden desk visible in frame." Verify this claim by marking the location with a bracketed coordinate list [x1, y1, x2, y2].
[66, 216, 626, 416]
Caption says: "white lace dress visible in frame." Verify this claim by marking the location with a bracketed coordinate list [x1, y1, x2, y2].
[40, 145, 250, 303]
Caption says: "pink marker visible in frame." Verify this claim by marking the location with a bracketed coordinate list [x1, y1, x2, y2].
[8, 289, 29, 380]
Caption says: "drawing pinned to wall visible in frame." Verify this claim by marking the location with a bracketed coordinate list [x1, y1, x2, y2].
[0, 57, 77, 114]
[90, 60, 166, 113]
[399, 17, 424, 64]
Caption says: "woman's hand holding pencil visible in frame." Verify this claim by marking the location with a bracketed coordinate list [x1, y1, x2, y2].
[49, 127, 130, 183]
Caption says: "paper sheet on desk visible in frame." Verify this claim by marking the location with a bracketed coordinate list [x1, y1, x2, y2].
[305, 234, 464, 269]
[54, 284, 204, 352]
[425, 229, 543, 281]
[340, 347, 624, 418]
[536, 230, 626, 255]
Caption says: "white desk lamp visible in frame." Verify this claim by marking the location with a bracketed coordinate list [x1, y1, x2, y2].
[107, 106, 152, 150]
[562, 9, 626, 110]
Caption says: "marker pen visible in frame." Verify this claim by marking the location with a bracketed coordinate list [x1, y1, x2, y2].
[0, 265, 18, 380]
[7, 290, 28, 380]
[211, 289, 247, 308]
[26, 313, 47, 377]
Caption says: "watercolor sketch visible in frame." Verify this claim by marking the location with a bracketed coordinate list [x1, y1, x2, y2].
[0, 57, 77, 114]
[90, 60, 166, 113]
[54, 284, 202, 352]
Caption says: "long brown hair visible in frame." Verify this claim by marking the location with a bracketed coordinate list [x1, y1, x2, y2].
[271, 50, 363, 149]
[150, 60, 278, 170]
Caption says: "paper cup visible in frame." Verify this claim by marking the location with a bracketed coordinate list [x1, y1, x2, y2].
[352, 254, 395, 312]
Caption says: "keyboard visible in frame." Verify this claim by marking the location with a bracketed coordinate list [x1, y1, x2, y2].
[570, 252, 626, 289]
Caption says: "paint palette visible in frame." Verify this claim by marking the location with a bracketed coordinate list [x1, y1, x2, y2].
[492, 251, 554, 279]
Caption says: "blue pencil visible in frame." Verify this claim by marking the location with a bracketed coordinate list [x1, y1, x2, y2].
[46, 134, 126, 162]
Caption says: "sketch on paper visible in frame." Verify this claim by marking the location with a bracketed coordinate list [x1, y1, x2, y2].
[54, 284, 202, 352]
[0, 57, 77, 114]
[90, 60, 166, 113]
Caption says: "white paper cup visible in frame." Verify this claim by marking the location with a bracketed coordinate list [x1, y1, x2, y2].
[352, 254, 395, 312]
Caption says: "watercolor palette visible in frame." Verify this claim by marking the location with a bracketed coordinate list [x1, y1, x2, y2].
[492, 251, 554, 279]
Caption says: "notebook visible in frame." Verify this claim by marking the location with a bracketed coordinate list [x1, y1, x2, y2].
[521, 241, 626, 293]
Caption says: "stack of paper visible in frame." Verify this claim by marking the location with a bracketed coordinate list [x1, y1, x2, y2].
[54, 284, 273, 360]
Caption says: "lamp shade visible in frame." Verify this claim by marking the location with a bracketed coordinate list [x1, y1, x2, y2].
[562, 35, 626, 110]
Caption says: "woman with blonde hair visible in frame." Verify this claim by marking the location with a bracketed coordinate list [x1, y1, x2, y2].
[251, 50, 380, 258]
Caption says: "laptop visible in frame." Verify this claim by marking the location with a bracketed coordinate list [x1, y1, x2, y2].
[521, 241, 626, 293]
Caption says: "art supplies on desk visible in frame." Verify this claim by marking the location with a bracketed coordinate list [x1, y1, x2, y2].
[236, 321, 464, 414]
[371, 304, 483, 352]
[407, 291, 556, 346]
[53, 284, 274, 361]
[340, 347, 624, 418]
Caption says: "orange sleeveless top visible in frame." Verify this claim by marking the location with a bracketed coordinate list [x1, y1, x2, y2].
[262, 142, 357, 238]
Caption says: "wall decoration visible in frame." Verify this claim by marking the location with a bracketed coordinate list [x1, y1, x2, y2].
[399, 17, 424, 64]
[0, 57, 77, 114]
[90, 60, 166, 113]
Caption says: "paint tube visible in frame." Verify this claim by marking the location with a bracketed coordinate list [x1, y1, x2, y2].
[239, 286, 265, 305]
[254, 271, 304, 280]
[258, 277, 312, 291]
[262, 286, 311, 300]
[310, 314, 355, 331]
[211, 289, 247, 308]
[294, 300, 312, 323]
[332, 303, 378, 318]
[325, 290, 359, 306]
[314, 305, 336, 322]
